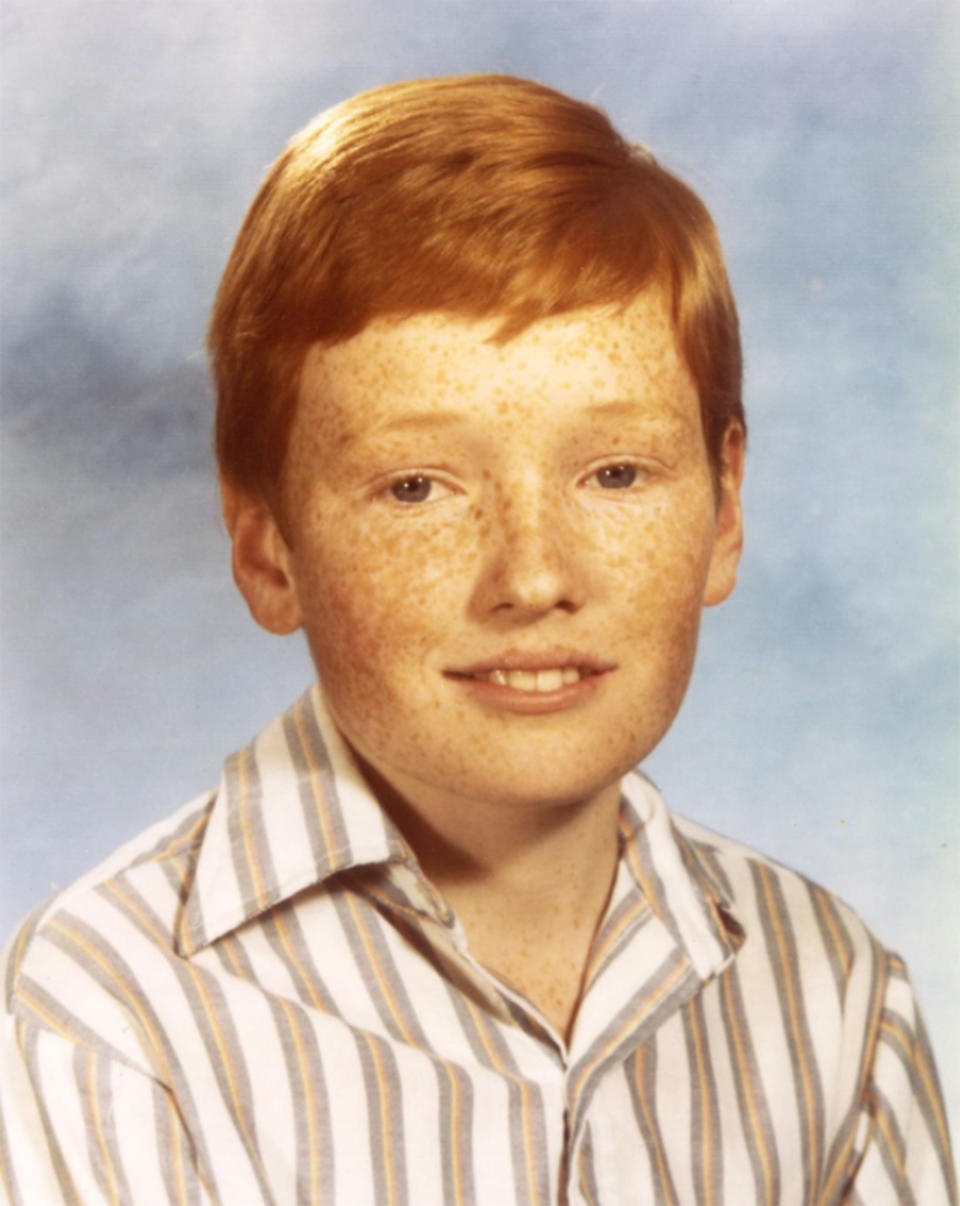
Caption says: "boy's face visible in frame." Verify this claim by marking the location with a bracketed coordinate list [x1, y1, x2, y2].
[231, 288, 743, 816]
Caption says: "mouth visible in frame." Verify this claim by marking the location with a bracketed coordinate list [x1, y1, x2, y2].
[445, 649, 616, 702]
[454, 666, 597, 693]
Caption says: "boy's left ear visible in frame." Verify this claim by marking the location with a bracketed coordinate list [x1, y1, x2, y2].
[221, 478, 303, 635]
[704, 423, 745, 608]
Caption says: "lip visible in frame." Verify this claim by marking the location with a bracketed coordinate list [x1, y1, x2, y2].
[444, 648, 616, 715]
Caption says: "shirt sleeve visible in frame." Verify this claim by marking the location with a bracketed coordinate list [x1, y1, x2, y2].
[844, 955, 957, 1206]
[1, 961, 213, 1205]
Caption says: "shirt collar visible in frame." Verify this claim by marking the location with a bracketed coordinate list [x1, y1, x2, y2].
[176, 685, 448, 956]
[617, 771, 745, 979]
[177, 686, 745, 971]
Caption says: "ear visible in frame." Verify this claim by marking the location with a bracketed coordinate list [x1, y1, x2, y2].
[221, 477, 303, 635]
[703, 422, 745, 608]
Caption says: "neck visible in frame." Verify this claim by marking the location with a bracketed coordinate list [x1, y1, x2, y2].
[355, 754, 623, 1039]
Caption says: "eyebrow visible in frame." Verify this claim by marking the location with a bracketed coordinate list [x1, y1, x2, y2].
[581, 399, 691, 425]
[367, 411, 472, 436]
[326, 409, 471, 455]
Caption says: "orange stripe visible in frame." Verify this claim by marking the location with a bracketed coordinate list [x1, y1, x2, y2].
[760, 867, 819, 1189]
[869, 1090, 907, 1183]
[689, 1004, 714, 1205]
[820, 951, 886, 1202]
[624, 842, 657, 910]
[721, 976, 774, 1204]
[881, 1016, 956, 1197]
[902, 1020, 950, 1156]
[447, 1063, 464, 1206]
[585, 897, 647, 985]
[463, 996, 502, 1070]
[464, 998, 539, 1205]
[363, 1033, 398, 1206]
[153, 903, 216, 1206]
[271, 911, 332, 1012]
[576, 1143, 600, 1206]
[102, 882, 167, 947]
[219, 935, 244, 979]
[518, 1077, 541, 1206]
[880, 1014, 911, 1048]
[633, 1046, 677, 1206]
[86, 1050, 120, 1206]
[154, 812, 209, 864]
[17, 987, 82, 1047]
[189, 971, 260, 1153]
[345, 896, 416, 1045]
[294, 698, 342, 872]
[571, 955, 688, 1104]
[165, 1092, 189, 1206]
[163, 817, 209, 958]
[812, 887, 852, 977]
[237, 749, 267, 909]
[916, 1052, 954, 1193]
[237, 749, 267, 910]
[279, 998, 321, 1203]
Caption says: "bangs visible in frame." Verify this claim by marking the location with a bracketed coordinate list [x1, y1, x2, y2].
[210, 75, 742, 509]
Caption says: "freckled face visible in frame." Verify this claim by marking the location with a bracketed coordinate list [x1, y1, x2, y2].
[279, 291, 742, 813]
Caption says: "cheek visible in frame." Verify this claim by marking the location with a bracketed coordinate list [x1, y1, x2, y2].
[294, 512, 473, 674]
[604, 493, 716, 602]
[598, 510, 716, 701]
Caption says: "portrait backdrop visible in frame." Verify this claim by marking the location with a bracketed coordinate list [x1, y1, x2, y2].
[2, 0, 957, 1131]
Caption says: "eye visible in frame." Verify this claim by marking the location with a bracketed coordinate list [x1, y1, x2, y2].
[387, 474, 453, 504]
[587, 463, 639, 490]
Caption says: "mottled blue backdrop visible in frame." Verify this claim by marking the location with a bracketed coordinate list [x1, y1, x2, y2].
[2, 0, 957, 1131]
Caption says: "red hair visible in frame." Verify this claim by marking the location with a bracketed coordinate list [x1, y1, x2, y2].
[209, 74, 743, 511]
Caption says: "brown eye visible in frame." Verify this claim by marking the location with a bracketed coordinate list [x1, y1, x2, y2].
[595, 464, 637, 489]
[390, 475, 434, 503]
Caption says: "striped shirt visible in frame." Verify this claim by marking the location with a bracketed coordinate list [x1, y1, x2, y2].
[1, 685, 954, 1205]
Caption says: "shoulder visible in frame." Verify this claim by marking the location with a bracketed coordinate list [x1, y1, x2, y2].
[3, 791, 215, 1069]
[672, 811, 896, 1016]
[675, 812, 880, 953]
[672, 816, 957, 1203]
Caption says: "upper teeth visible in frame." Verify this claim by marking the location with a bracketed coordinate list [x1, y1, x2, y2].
[482, 667, 583, 691]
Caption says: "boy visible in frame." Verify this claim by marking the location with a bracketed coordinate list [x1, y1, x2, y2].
[1, 74, 954, 1204]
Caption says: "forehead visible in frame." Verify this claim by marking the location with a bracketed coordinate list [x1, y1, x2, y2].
[294, 288, 698, 447]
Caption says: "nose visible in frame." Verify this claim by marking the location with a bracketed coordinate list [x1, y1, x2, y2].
[470, 478, 588, 618]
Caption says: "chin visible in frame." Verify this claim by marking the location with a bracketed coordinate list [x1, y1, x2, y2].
[436, 745, 643, 813]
